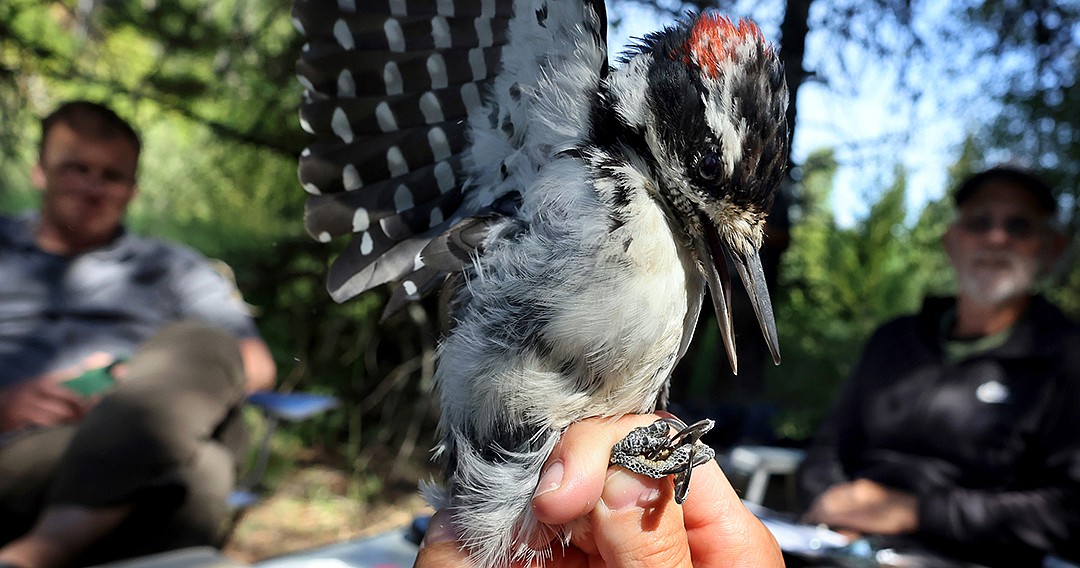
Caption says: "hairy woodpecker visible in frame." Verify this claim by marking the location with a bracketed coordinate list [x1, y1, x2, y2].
[292, 0, 789, 565]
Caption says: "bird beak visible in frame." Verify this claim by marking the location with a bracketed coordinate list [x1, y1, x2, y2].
[699, 221, 781, 374]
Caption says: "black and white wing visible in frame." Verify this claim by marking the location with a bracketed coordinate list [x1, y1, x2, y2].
[292, 0, 608, 310]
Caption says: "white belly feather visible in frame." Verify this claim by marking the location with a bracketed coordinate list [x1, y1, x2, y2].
[436, 157, 702, 440]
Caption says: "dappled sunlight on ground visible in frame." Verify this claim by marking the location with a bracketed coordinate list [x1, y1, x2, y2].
[224, 465, 432, 563]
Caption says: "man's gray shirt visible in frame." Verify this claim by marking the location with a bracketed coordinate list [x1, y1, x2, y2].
[0, 213, 259, 387]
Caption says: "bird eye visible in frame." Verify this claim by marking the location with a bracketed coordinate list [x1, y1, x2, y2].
[696, 150, 722, 183]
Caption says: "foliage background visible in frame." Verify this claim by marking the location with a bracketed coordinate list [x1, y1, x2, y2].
[1, 0, 1077, 496]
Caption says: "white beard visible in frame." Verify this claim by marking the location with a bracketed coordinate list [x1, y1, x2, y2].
[955, 249, 1041, 307]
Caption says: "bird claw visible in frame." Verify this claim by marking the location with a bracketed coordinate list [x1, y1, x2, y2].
[609, 417, 716, 504]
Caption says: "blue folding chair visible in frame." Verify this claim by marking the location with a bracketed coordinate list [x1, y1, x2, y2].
[223, 391, 340, 539]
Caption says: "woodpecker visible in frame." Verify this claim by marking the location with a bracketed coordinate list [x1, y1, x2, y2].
[292, 0, 788, 565]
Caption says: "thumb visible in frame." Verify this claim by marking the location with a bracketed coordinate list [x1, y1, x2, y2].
[590, 469, 691, 568]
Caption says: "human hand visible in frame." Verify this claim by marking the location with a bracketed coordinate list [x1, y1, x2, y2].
[0, 367, 94, 432]
[801, 478, 918, 537]
[414, 413, 783, 568]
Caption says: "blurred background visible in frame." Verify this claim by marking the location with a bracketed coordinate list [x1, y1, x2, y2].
[1, 0, 1077, 560]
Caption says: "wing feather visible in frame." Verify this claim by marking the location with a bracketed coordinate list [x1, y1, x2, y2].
[299, 125, 470, 201]
[294, 0, 608, 304]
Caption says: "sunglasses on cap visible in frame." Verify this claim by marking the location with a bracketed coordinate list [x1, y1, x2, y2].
[956, 214, 1044, 240]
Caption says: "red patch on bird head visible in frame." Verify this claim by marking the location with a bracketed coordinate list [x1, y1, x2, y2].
[684, 15, 764, 78]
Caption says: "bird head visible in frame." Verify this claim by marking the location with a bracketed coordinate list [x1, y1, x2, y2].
[603, 13, 789, 373]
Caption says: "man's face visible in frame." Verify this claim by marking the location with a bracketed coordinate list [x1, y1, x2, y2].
[944, 182, 1059, 308]
[32, 122, 138, 250]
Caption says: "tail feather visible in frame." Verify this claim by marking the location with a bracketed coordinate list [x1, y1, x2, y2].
[430, 427, 566, 567]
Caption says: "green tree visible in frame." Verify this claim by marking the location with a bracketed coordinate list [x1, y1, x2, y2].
[768, 149, 952, 439]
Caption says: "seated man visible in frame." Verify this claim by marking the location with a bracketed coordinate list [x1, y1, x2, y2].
[796, 166, 1080, 566]
[0, 101, 277, 568]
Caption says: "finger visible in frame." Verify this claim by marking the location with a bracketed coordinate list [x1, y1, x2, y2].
[681, 459, 783, 567]
[837, 528, 863, 541]
[81, 352, 116, 370]
[414, 510, 468, 567]
[41, 366, 83, 384]
[589, 468, 692, 568]
[22, 399, 79, 427]
[110, 362, 129, 380]
[41, 380, 91, 407]
[532, 414, 664, 526]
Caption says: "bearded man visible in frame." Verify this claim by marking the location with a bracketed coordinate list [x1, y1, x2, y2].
[796, 166, 1079, 567]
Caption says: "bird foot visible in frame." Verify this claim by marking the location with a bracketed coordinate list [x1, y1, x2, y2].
[609, 417, 716, 504]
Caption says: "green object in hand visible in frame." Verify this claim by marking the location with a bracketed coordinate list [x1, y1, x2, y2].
[63, 360, 125, 397]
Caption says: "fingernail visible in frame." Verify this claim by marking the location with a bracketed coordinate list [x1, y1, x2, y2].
[601, 469, 661, 511]
[420, 510, 459, 549]
[534, 460, 564, 497]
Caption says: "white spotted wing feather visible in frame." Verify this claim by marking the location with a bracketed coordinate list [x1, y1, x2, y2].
[293, 0, 606, 308]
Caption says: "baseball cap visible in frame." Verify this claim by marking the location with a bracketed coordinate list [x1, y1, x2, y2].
[953, 166, 1058, 215]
